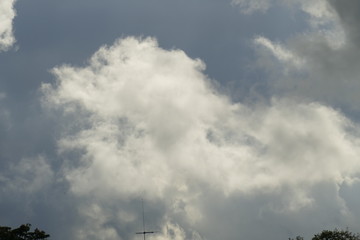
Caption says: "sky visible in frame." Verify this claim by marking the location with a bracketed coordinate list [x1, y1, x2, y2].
[1, 0, 360, 240]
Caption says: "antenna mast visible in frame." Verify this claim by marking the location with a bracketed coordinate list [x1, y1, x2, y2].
[136, 199, 154, 240]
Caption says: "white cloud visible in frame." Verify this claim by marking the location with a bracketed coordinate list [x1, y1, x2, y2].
[42, 37, 360, 239]
[0, 0, 16, 51]
[234, 0, 346, 55]
[254, 36, 304, 71]
[232, 0, 331, 17]
[233, 0, 338, 31]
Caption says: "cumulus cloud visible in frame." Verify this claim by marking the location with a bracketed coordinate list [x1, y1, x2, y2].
[0, 0, 16, 51]
[42, 37, 360, 239]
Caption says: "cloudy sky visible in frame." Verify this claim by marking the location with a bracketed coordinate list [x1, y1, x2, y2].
[1, 0, 360, 240]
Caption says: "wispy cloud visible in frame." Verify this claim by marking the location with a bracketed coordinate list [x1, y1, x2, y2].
[231, 0, 271, 14]
[232, 0, 336, 27]
[0, 155, 54, 193]
[254, 36, 304, 71]
[249, 0, 360, 111]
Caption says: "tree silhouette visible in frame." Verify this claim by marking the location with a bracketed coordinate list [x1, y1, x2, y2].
[289, 236, 304, 240]
[289, 229, 360, 240]
[0, 224, 50, 240]
[312, 229, 360, 240]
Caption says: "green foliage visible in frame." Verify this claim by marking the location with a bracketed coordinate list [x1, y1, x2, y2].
[289, 229, 360, 240]
[312, 229, 360, 240]
[289, 236, 304, 240]
[0, 224, 49, 240]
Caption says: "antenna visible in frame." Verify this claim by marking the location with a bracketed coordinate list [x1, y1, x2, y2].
[136, 199, 155, 240]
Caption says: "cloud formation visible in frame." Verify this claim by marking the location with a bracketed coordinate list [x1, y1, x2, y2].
[232, 0, 334, 20]
[42, 37, 360, 239]
[0, 93, 11, 131]
[0, 155, 54, 194]
[1, 1, 360, 240]
[0, 0, 16, 51]
[237, 0, 360, 113]
[231, 0, 271, 14]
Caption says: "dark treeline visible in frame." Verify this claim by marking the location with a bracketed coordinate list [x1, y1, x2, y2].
[0, 223, 358, 240]
[0, 224, 49, 240]
[290, 229, 360, 240]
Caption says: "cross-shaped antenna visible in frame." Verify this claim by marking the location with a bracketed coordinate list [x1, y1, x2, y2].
[136, 199, 154, 240]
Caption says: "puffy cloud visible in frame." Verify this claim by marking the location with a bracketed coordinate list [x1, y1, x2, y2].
[0, 0, 16, 51]
[43, 37, 360, 239]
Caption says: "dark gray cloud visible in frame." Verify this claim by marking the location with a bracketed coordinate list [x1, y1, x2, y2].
[249, 0, 360, 115]
[328, 0, 360, 44]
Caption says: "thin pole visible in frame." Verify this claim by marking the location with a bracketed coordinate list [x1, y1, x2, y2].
[136, 199, 154, 240]
[142, 199, 145, 240]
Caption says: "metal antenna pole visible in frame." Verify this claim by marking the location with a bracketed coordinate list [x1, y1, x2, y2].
[142, 199, 145, 240]
[136, 199, 154, 240]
